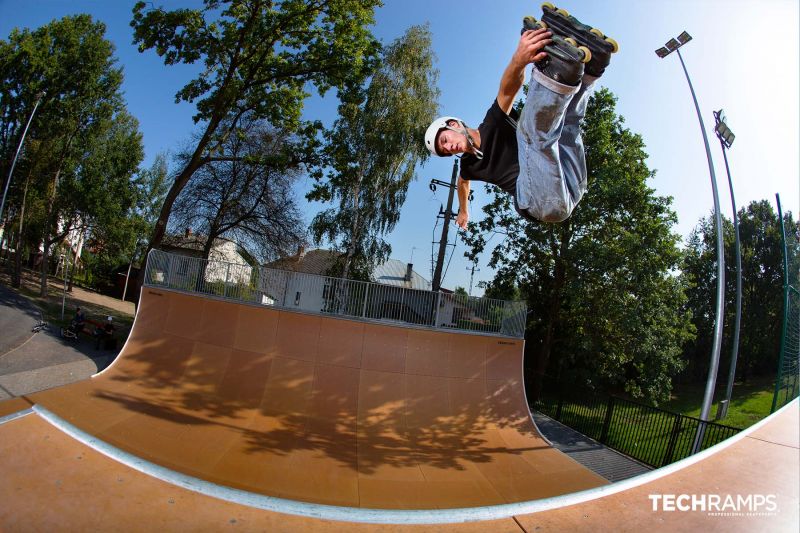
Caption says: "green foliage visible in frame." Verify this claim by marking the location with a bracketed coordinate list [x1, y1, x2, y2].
[131, 0, 383, 258]
[464, 88, 693, 403]
[680, 201, 798, 383]
[129, 154, 171, 262]
[1, 15, 144, 294]
[307, 24, 440, 280]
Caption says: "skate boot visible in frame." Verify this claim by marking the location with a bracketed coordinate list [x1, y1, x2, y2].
[522, 16, 588, 87]
[539, 2, 618, 77]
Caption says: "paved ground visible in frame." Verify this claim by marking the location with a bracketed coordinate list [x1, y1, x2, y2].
[0, 282, 123, 400]
[0, 284, 41, 355]
[532, 410, 653, 482]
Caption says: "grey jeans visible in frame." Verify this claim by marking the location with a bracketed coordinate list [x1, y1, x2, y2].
[515, 69, 596, 222]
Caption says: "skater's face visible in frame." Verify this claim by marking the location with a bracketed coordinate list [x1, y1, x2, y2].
[436, 120, 468, 155]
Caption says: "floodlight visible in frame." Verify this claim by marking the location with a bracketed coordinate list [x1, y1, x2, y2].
[655, 46, 671, 58]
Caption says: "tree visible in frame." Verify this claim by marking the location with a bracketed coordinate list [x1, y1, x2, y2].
[0, 15, 143, 295]
[681, 201, 797, 383]
[131, 153, 171, 258]
[307, 25, 439, 280]
[131, 0, 382, 280]
[170, 116, 305, 264]
[463, 88, 693, 404]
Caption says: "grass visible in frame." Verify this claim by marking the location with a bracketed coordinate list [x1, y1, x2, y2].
[660, 376, 776, 429]
[534, 376, 778, 467]
[0, 265, 134, 340]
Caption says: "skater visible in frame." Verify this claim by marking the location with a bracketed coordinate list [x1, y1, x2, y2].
[424, 8, 616, 227]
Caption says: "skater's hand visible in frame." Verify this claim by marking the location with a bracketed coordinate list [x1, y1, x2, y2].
[456, 208, 469, 230]
[514, 27, 552, 67]
[499, 28, 552, 112]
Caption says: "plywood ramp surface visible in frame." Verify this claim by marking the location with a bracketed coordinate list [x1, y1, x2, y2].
[0, 413, 523, 532]
[515, 402, 799, 532]
[15, 288, 607, 509]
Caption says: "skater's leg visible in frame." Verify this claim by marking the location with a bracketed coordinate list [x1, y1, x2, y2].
[555, 74, 598, 212]
[516, 69, 583, 222]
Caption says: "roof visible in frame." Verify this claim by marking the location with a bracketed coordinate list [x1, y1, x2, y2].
[265, 249, 340, 275]
[373, 258, 431, 290]
[266, 249, 432, 290]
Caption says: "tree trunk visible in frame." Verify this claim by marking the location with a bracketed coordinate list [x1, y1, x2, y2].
[529, 230, 570, 402]
[40, 168, 63, 297]
[136, 114, 225, 306]
[342, 178, 363, 281]
[12, 171, 31, 288]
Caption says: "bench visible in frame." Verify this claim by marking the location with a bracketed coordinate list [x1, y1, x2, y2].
[72, 318, 118, 350]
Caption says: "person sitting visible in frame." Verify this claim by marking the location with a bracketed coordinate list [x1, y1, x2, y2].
[71, 307, 86, 334]
[94, 316, 116, 350]
[62, 307, 86, 339]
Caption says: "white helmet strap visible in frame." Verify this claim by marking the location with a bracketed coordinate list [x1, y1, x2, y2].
[443, 120, 483, 160]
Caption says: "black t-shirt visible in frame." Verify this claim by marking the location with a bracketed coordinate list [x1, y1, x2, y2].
[459, 100, 520, 197]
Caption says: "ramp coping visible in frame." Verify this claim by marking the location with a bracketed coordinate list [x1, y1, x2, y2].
[0, 408, 33, 426]
[29, 399, 797, 525]
[144, 248, 527, 339]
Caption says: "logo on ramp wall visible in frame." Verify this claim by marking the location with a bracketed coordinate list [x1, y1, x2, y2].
[648, 493, 779, 517]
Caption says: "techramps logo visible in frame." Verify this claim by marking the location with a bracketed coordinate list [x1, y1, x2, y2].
[648, 493, 780, 517]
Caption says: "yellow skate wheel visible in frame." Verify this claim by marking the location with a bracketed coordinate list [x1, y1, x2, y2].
[542, 2, 555, 11]
[564, 37, 578, 47]
[556, 7, 570, 17]
[590, 28, 604, 38]
[578, 46, 592, 63]
[605, 36, 620, 53]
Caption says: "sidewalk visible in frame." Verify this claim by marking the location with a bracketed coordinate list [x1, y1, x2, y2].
[532, 410, 653, 482]
[0, 271, 128, 399]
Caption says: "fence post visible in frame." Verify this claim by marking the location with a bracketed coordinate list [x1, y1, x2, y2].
[362, 283, 370, 318]
[555, 394, 564, 421]
[223, 263, 231, 298]
[434, 292, 441, 328]
[600, 395, 615, 444]
[167, 253, 175, 287]
[662, 415, 684, 466]
[282, 272, 290, 307]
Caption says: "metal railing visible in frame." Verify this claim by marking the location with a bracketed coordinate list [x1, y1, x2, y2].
[533, 389, 742, 468]
[144, 249, 527, 338]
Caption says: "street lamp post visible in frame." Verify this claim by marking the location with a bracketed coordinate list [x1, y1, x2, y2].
[713, 109, 741, 421]
[0, 92, 45, 227]
[656, 32, 726, 454]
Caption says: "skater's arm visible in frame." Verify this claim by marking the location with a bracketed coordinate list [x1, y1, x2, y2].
[456, 176, 470, 229]
[497, 28, 551, 114]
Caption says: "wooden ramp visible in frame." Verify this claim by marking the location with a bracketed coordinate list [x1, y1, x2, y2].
[1, 288, 796, 531]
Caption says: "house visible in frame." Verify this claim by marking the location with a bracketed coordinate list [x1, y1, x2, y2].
[156, 229, 254, 288]
[262, 247, 469, 328]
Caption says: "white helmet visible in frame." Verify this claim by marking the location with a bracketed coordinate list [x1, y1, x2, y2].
[424, 116, 482, 159]
[425, 116, 464, 157]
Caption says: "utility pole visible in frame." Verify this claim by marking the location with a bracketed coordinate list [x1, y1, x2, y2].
[431, 159, 459, 292]
[467, 260, 480, 296]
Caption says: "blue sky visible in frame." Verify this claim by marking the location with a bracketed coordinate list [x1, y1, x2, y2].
[1, 0, 797, 295]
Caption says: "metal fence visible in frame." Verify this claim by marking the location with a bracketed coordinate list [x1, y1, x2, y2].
[533, 390, 742, 468]
[144, 248, 527, 338]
